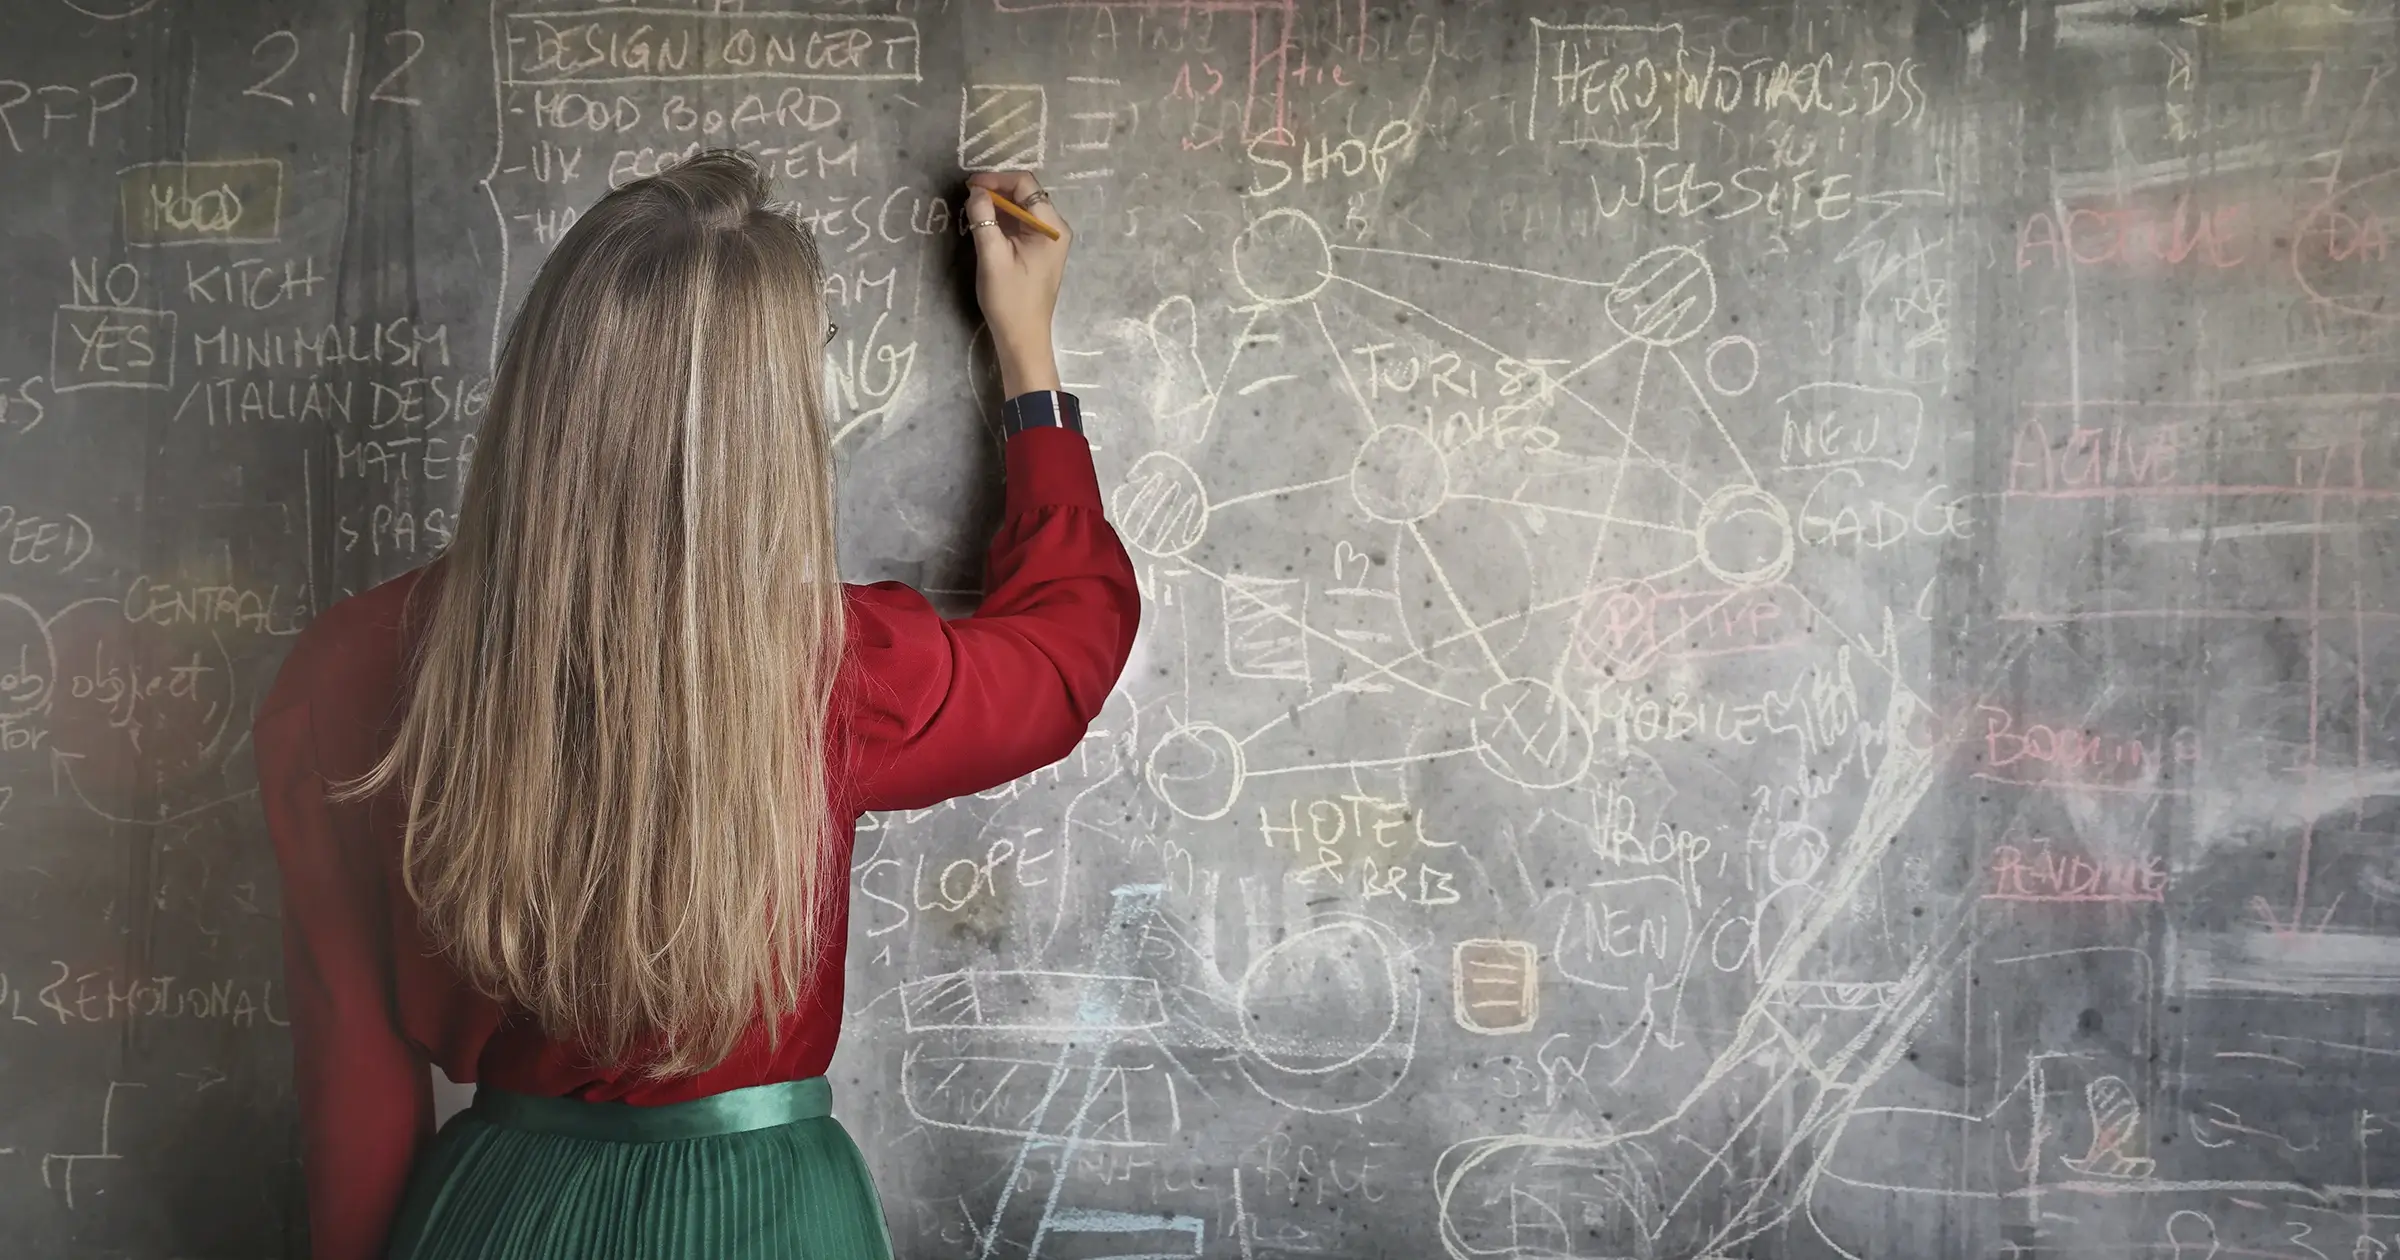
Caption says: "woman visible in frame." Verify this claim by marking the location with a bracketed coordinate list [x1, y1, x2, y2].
[254, 151, 1139, 1259]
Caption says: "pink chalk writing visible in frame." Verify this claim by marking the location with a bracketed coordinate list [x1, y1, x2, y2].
[2017, 196, 2249, 271]
[2006, 416, 2181, 495]
[1985, 842, 2166, 904]
[2017, 195, 2389, 273]
[1977, 704, 2199, 790]
[1572, 582, 1799, 681]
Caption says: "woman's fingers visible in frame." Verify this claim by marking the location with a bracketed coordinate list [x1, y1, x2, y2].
[962, 184, 996, 227]
[1001, 171, 1069, 241]
[962, 185, 1010, 257]
[1026, 192, 1069, 242]
[966, 170, 1068, 243]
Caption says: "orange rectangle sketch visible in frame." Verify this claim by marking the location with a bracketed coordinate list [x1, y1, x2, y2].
[1453, 938, 1539, 1034]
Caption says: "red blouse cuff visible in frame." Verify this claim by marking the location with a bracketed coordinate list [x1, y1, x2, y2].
[1003, 425, 1104, 514]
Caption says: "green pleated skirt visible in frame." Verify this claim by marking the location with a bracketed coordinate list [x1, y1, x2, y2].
[385, 1077, 893, 1259]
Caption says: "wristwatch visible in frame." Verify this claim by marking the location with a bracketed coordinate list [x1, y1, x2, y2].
[1000, 389, 1083, 438]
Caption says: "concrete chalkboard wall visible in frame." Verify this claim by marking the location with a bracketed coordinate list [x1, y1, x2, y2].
[6, 0, 2400, 1255]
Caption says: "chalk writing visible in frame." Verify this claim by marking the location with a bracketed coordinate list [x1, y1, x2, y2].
[1985, 842, 2168, 904]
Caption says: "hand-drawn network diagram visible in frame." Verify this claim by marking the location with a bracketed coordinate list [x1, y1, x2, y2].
[14, 1, 2400, 1254]
[1120, 206, 1830, 824]
[848, 188, 1995, 1260]
[856, 153, 2400, 1253]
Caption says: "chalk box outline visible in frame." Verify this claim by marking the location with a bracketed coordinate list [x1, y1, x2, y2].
[1526, 19, 1684, 152]
[117, 158, 285, 248]
[51, 305, 177, 393]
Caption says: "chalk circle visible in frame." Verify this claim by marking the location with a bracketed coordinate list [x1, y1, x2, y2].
[1435, 1133, 1662, 1259]
[0, 595, 57, 722]
[1110, 451, 1209, 557]
[1145, 722, 1245, 821]
[1704, 335, 1760, 395]
[1471, 678, 1593, 791]
[2163, 1210, 2220, 1260]
[1231, 209, 1333, 305]
[1606, 246, 1717, 347]
[1350, 425, 1449, 523]
[1766, 821, 1830, 889]
[1694, 484, 1794, 588]
[1235, 916, 1417, 1114]
[2291, 167, 2400, 325]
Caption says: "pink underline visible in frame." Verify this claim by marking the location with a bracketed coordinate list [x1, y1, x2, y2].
[1970, 772, 2192, 796]
[2005, 485, 2400, 500]
[996, 0, 1282, 9]
[2002, 608, 2400, 622]
[2023, 395, 2400, 407]
[1640, 582, 1801, 607]
[1983, 892, 2166, 904]
[1648, 639, 1793, 664]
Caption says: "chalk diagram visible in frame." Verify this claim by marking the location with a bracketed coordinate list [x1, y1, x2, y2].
[1127, 206, 1813, 825]
[1069, 206, 1962, 1260]
[1055, 201, 2400, 1260]
[884, 884, 1423, 1259]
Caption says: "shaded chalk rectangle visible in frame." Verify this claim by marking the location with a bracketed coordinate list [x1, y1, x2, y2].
[901, 969, 1165, 1034]
[1222, 574, 1307, 681]
[119, 159, 283, 246]
[2181, 929, 2400, 997]
[1044, 1207, 1204, 1258]
[900, 1054, 1168, 1148]
[1452, 938, 1539, 1034]
[959, 84, 1047, 170]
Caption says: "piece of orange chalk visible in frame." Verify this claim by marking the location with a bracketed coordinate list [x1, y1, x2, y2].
[987, 190, 1061, 241]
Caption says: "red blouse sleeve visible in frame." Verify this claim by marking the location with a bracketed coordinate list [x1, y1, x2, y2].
[844, 426, 1141, 812]
[254, 635, 433, 1260]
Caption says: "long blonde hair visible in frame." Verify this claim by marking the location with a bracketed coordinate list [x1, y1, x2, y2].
[344, 150, 846, 1075]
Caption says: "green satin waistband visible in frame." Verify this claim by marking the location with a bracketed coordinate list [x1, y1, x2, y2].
[470, 1077, 833, 1143]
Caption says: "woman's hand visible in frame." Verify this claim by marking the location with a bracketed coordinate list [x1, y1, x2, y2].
[964, 170, 1070, 397]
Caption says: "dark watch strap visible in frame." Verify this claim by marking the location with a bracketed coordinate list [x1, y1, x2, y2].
[1000, 389, 1083, 438]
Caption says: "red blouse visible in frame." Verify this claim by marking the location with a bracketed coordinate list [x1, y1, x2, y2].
[253, 428, 1139, 1260]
